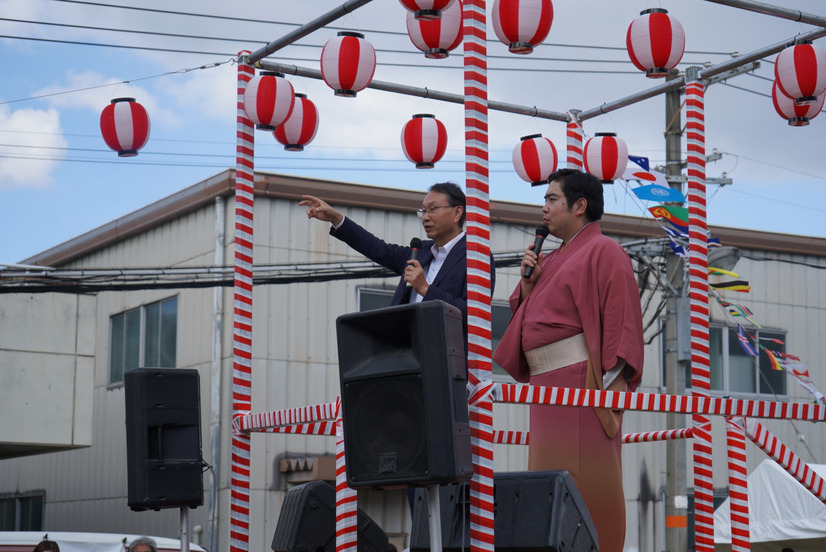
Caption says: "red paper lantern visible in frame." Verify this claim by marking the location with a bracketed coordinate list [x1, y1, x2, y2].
[401, 114, 448, 169]
[772, 81, 824, 127]
[399, 0, 456, 21]
[320, 32, 376, 97]
[273, 94, 319, 151]
[99, 97, 151, 157]
[491, 0, 554, 55]
[583, 133, 628, 184]
[512, 134, 558, 186]
[243, 71, 295, 131]
[774, 41, 826, 105]
[406, 0, 462, 59]
[626, 8, 685, 78]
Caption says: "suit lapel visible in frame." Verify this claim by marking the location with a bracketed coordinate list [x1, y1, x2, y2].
[430, 236, 465, 286]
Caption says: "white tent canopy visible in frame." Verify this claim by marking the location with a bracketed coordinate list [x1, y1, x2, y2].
[714, 460, 826, 552]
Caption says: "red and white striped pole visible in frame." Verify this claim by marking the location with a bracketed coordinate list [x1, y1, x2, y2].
[685, 66, 714, 552]
[565, 109, 583, 169]
[462, 2, 494, 552]
[725, 417, 750, 552]
[230, 51, 255, 552]
[334, 399, 358, 552]
[744, 418, 826, 503]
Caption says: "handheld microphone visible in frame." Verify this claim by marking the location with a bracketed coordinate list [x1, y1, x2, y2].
[523, 226, 550, 279]
[407, 237, 422, 288]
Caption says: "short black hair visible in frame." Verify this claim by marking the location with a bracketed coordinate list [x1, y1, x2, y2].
[547, 168, 604, 221]
[33, 541, 60, 552]
[428, 181, 466, 227]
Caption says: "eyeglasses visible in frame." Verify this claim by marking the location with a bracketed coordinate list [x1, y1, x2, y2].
[417, 205, 455, 218]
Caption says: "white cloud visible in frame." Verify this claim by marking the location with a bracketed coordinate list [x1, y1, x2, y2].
[32, 70, 183, 128]
[161, 62, 238, 125]
[0, 104, 67, 189]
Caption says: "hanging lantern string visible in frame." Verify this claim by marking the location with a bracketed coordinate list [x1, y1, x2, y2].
[0, 58, 234, 106]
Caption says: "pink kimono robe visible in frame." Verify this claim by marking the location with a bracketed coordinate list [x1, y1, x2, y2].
[493, 222, 644, 552]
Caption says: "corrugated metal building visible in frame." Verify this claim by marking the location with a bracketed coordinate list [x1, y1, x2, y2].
[1, 169, 824, 551]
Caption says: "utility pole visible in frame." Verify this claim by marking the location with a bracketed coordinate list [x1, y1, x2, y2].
[664, 68, 689, 552]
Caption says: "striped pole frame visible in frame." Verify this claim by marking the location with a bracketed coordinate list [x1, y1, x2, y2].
[566, 109, 584, 169]
[230, 52, 255, 552]
[744, 418, 826, 503]
[725, 418, 750, 552]
[685, 66, 714, 552]
[335, 402, 358, 552]
[462, 2, 495, 552]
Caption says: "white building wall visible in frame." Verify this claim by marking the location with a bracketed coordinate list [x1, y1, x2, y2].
[1, 186, 825, 552]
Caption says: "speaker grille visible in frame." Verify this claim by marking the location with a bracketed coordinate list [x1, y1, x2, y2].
[337, 301, 472, 489]
[124, 368, 203, 511]
[409, 471, 599, 552]
[344, 374, 427, 484]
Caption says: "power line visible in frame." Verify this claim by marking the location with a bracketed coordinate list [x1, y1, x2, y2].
[2, 15, 730, 68]
[46, 0, 738, 56]
[0, 33, 237, 57]
[0, 59, 232, 105]
[49, 0, 286, 25]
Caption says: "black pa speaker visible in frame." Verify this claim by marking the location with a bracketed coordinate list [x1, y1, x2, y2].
[124, 367, 204, 511]
[272, 480, 396, 552]
[336, 301, 472, 490]
[410, 471, 599, 552]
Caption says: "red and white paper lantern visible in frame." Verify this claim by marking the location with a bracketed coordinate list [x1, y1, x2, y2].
[774, 41, 826, 105]
[583, 132, 628, 184]
[512, 134, 558, 186]
[626, 8, 685, 78]
[491, 0, 554, 55]
[273, 93, 319, 151]
[401, 113, 448, 169]
[406, 0, 462, 59]
[772, 81, 824, 126]
[243, 71, 295, 130]
[99, 97, 151, 157]
[399, 0, 456, 21]
[320, 32, 377, 97]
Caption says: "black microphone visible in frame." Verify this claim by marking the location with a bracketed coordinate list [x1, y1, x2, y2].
[523, 226, 550, 279]
[407, 237, 422, 288]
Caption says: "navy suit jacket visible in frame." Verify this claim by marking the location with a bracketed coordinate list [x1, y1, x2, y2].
[331, 217, 495, 331]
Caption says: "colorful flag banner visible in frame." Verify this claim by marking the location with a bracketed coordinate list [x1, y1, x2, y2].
[628, 154, 650, 171]
[710, 282, 826, 405]
[709, 267, 740, 278]
[631, 184, 685, 202]
[668, 240, 687, 258]
[710, 279, 751, 292]
[764, 349, 784, 371]
[649, 205, 689, 235]
[792, 367, 811, 379]
[713, 292, 761, 327]
[737, 324, 759, 356]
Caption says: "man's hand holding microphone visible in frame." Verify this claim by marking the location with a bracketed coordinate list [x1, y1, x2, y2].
[520, 225, 549, 296]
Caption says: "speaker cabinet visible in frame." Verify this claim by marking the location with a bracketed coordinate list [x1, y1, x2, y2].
[124, 367, 204, 511]
[272, 480, 395, 552]
[336, 301, 472, 490]
[410, 471, 599, 552]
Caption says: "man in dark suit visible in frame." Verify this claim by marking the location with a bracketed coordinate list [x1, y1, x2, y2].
[300, 182, 493, 334]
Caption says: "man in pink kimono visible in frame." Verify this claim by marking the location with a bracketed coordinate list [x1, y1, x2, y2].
[493, 168, 644, 552]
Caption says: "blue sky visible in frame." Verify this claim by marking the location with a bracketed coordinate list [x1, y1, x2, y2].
[2, 0, 826, 264]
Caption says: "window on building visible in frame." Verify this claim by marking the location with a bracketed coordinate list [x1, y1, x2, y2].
[357, 288, 513, 377]
[669, 325, 787, 397]
[0, 492, 44, 531]
[110, 296, 178, 385]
